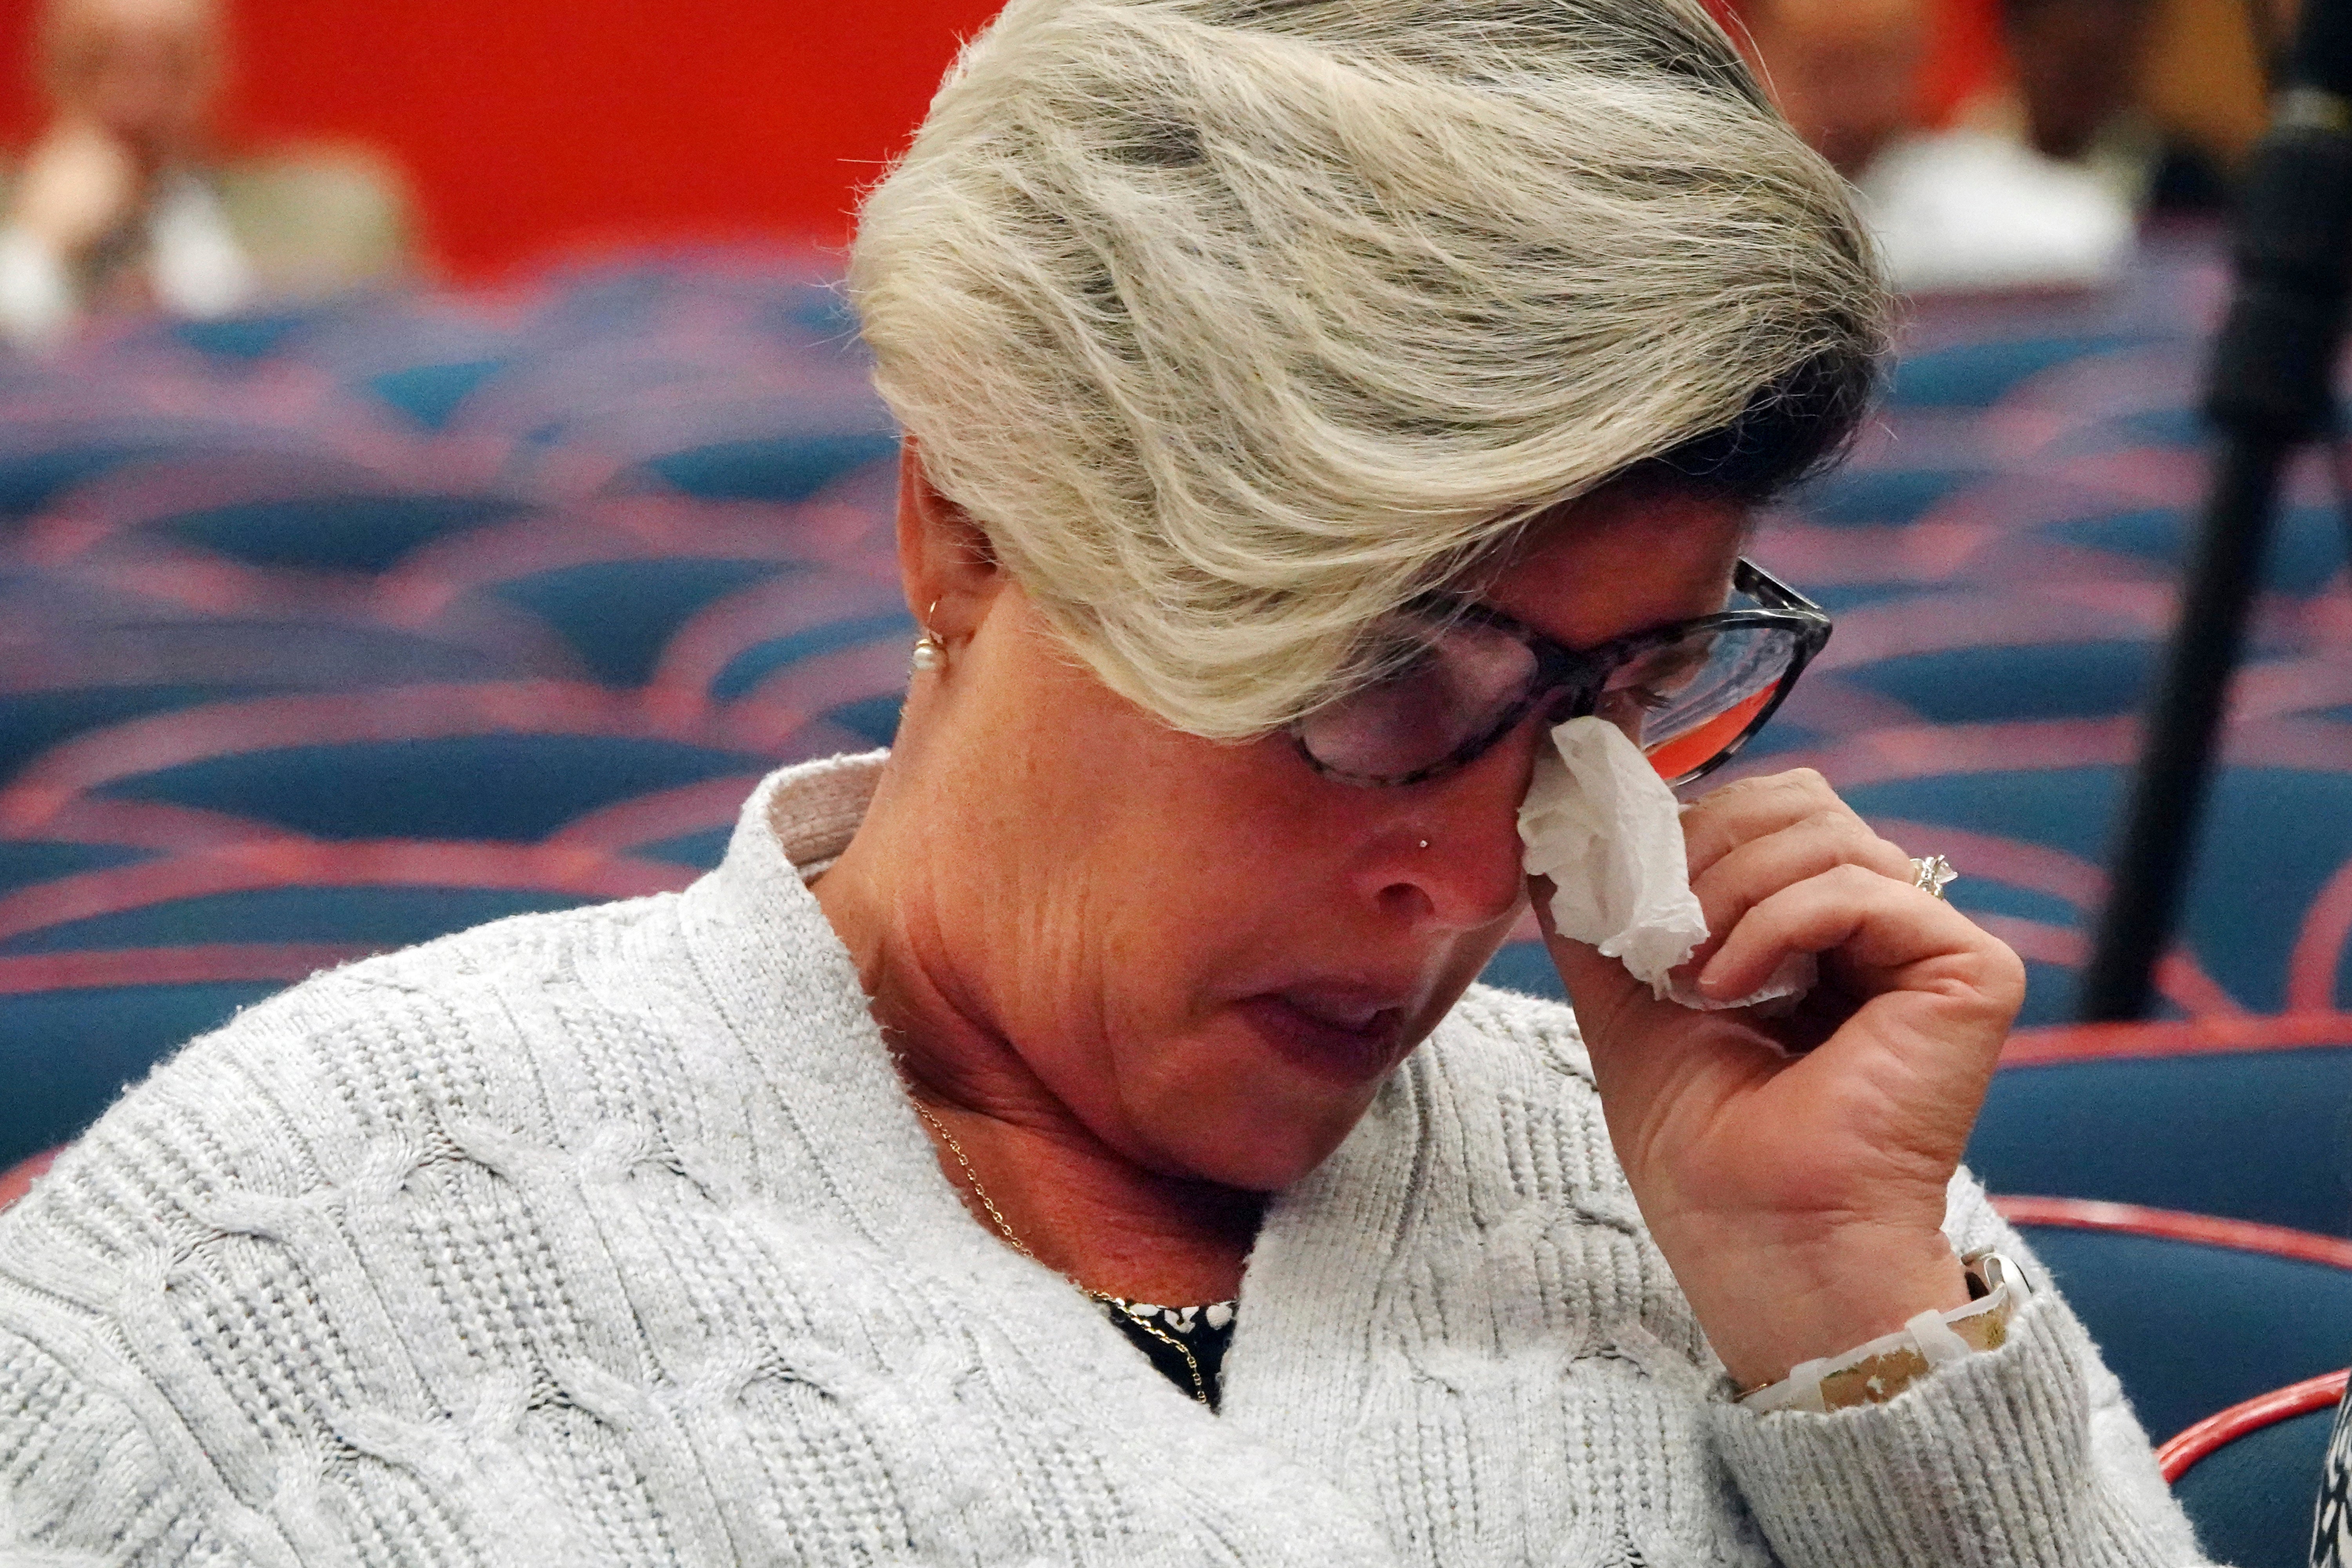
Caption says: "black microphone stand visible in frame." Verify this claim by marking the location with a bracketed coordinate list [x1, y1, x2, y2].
[2079, 0, 2352, 1021]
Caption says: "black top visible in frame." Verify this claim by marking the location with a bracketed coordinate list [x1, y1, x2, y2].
[1096, 1296, 1236, 1410]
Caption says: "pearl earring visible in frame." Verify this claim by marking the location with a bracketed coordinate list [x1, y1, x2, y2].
[910, 600, 947, 675]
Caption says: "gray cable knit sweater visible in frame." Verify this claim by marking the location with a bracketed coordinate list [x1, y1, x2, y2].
[0, 753, 2218, 1566]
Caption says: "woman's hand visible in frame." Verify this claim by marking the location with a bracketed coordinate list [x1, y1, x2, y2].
[1537, 767, 2027, 1392]
[9, 121, 144, 265]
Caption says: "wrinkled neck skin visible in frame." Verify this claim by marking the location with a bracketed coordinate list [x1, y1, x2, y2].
[812, 757, 1268, 1308]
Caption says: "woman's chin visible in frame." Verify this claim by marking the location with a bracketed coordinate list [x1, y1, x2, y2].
[1156, 1117, 1353, 1194]
[1127, 1005, 1419, 1191]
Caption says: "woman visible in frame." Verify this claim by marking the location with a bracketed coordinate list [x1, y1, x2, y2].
[1, 0, 413, 352]
[0, 2, 2210, 1563]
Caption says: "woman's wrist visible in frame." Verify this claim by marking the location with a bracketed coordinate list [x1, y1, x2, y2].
[1664, 1223, 1971, 1392]
[1740, 1251, 2034, 1412]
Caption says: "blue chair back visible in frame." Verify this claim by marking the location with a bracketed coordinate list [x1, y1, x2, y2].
[0, 843, 694, 1165]
[1477, 940, 1565, 1002]
[151, 492, 532, 574]
[1, 971, 292, 1169]
[2163, 1372, 2348, 1568]
[631, 433, 898, 505]
[0, 883, 606, 956]
[1971, 1037, 2352, 1238]
[88, 732, 771, 842]
[2004, 1202, 2352, 1444]
[1840, 766, 2352, 1019]
[490, 557, 793, 686]
[0, 616, 564, 787]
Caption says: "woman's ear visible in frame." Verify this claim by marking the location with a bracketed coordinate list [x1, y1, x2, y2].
[895, 439, 1001, 644]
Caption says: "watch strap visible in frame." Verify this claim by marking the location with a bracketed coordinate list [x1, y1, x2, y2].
[1740, 1250, 2033, 1414]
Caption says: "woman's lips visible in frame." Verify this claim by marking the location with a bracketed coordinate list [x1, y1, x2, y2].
[1233, 989, 1412, 1085]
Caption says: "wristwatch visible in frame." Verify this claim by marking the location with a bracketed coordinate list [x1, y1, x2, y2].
[1740, 1249, 2034, 1414]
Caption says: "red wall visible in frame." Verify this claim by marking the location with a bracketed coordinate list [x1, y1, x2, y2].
[0, 0, 1009, 280]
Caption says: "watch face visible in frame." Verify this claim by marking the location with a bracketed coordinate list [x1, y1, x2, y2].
[1963, 1250, 2029, 1304]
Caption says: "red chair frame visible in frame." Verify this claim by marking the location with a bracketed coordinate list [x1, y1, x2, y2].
[1991, 1198, 2352, 1462]
[0, 681, 772, 837]
[2000, 1012, 2352, 1068]
[1991, 1195, 2352, 1272]
[2158, 1368, 2350, 1483]
[0, 838, 694, 949]
[0, 1148, 59, 1212]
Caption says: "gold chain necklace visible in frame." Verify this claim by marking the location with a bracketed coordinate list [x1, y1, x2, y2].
[910, 1100, 1212, 1406]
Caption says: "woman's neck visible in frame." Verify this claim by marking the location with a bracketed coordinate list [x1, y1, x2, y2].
[810, 779, 1266, 1306]
[905, 1089, 1267, 1305]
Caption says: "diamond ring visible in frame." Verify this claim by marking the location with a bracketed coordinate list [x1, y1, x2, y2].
[1909, 855, 1957, 900]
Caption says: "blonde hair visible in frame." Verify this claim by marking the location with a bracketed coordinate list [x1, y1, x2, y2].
[849, 0, 1885, 740]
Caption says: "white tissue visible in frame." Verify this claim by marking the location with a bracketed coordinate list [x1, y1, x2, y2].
[1517, 716, 1815, 1011]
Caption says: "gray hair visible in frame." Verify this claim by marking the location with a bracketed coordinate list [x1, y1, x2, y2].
[849, 0, 1886, 740]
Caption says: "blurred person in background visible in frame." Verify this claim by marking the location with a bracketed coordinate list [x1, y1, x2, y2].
[1737, 0, 2279, 290]
[0, 0, 413, 352]
[1737, 0, 1936, 177]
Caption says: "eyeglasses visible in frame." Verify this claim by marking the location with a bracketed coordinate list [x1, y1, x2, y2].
[1289, 559, 1832, 789]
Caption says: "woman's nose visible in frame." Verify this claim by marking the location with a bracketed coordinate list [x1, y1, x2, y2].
[1352, 755, 1530, 934]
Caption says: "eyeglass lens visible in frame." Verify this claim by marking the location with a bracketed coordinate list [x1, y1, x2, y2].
[1296, 618, 1799, 786]
[1597, 624, 1801, 783]
[1292, 615, 1538, 782]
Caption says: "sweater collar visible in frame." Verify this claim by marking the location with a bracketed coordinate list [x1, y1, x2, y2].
[738, 746, 887, 882]
[672, 751, 985, 1263]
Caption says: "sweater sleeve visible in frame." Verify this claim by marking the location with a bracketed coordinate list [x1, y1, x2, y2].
[1704, 1169, 2222, 1568]
[0, 1167, 279, 1568]
[0, 1317, 229, 1566]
